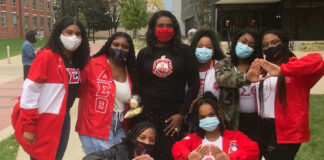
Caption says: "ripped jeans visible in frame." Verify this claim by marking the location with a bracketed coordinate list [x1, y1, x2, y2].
[258, 117, 301, 160]
[79, 112, 126, 155]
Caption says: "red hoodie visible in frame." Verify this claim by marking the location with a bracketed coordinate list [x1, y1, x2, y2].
[172, 130, 259, 160]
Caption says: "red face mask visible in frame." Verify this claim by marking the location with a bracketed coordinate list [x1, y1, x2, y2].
[155, 27, 175, 42]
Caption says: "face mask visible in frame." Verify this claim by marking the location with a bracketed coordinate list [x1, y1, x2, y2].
[195, 47, 213, 63]
[155, 27, 174, 42]
[235, 42, 254, 58]
[110, 48, 128, 64]
[263, 44, 284, 62]
[60, 34, 81, 52]
[134, 140, 154, 155]
[199, 117, 220, 132]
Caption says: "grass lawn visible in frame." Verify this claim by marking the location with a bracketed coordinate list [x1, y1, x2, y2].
[295, 94, 324, 159]
[0, 134, 19, 160]
[0, 38, 48, 60]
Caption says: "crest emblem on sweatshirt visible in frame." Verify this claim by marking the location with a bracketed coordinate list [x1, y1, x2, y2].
[152, 55, 173, 78]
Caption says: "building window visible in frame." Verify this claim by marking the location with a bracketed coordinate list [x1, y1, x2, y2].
[33, 15, 37, 30]
[1, 12, 7, 26]
[0, 0, 6, 5]
[32, 0, 36, 9]
[40, 0, 44, 11]
[46, 0, 50, 12]
[24, 0, 28, 8]
[24, 14, 29, 31]
[40, 15, 44, 30]
[11, 12, 17, 26]
[47, 16, 51, 31]
[12, 0, 16, 6]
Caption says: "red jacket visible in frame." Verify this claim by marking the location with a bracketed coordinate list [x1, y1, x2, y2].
[11, 49, 69, 160]
[274, 53, 324, 143]
[76, 54, 131, 139]
[172, 130, 259, 160]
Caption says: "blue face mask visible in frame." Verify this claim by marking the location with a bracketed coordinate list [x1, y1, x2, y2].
[235, 42, 254, 58]
[199, 117, 220, 132]
[195, 47, 213, 63]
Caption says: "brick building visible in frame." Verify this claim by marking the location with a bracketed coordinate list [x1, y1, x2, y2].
[0, 0, 54, 38]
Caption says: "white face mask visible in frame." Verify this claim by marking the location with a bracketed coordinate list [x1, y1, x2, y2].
[60, 34, 82, 52]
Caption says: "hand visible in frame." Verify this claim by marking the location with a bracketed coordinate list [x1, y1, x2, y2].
[188, 145, 209, 160]
[258, 59, 281, 77]
[132, 154, 154, 160]
[209, 145, 222, 158]
[246, 60, 265, 83]
[23, 132, 36, 143]
[214, 152, 230, 160]
[164, 114, 184, 136]
[35, 48, 40, 55]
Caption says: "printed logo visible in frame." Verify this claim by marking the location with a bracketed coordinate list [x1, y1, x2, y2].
[95, 97, 108, 113]
[152, 55, 173, 78]
[94, 70, 112, 113]
[66, 68, 80, 84]
[228, 140, 238, 154]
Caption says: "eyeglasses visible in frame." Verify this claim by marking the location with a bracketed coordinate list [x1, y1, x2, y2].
[262, 39, 281, 49]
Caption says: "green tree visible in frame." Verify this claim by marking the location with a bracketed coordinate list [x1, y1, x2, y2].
[120, 0, 148, 38]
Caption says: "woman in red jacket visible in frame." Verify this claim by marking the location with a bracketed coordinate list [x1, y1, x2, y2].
[76, 32, 138, 155]
[172, 91, 259, 160]
[12, 16, 90, 160]
[247, 30, 324, 160]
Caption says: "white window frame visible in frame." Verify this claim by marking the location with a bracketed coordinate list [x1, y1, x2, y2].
[39, 0, 44, 11]
[0, 0, 6, 5]
[40, 15, 44, 31]
[47, 16, 51, 31]
[1, 11, 7, 27]
[11, 0, 16, 6]
[11, 12, 17, 27]
[32, 0, 36, 9]
[24, 0, 28, 8]
[46, 0, 50, 12]
[24, 14, 29, 31]
[33, 14, 37, 30]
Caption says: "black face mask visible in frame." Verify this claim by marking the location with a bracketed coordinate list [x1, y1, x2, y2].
[263, 44, 284, 62]
[134, 140, 154, 156]
[29, 37, 37, 43]
[110, 48, 128, 65]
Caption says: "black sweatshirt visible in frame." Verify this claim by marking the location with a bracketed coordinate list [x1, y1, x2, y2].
[137, 44, 199, 115]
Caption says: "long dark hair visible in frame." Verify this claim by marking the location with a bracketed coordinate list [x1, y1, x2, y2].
[230, 27, 262, 66]
[44, 16, 89, 69]
[146, 10, 182, 54]
[93, 32, 138, 94]
[122, 122, 156, 158]
[190, 28, 225, 60]
[259, 30, 296, 112]
[191, 91, 226, 138]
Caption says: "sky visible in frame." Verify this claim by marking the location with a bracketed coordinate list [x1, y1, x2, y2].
[163, 0, 172, 11]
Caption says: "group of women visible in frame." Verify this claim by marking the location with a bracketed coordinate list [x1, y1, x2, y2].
[11, 10, 324, 160]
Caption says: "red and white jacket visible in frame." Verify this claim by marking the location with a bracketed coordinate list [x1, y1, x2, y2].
[76, 54, 131, 139]
[273, 53, 324, 143]
[172, 130, 259, 160]
[11, 49, 70, 160]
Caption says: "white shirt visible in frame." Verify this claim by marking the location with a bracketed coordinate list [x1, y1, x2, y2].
[239, 83, 257, 113]
[201, 136, 223, 160]
[198, 60, 220, 99]
[113, 78, 131, 113]
[256, 76, 278, 118]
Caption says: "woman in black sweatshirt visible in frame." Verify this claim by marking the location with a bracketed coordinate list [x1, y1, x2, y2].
[136, 10, 200, 160]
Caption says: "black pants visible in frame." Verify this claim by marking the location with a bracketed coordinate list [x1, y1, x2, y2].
[30, 114, 71, 160]
[258, 117, 301, 160]
[23, 65, 31, 80]
[137, 108, 185, 160]
[239, 112, 258, 142]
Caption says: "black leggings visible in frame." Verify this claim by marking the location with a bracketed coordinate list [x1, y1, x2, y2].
[258, 117, 301, 160]
[30, 114, 71, 160]
[239, 112, 258, 142]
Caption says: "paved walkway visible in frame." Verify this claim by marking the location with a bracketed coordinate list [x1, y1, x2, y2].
[0, 40, 323, 159]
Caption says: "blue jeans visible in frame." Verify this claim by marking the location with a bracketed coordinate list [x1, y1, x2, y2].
[79, 112, 126, 155]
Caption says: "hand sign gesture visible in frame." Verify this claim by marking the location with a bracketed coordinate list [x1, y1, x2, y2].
[188, 145, 209, 160]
